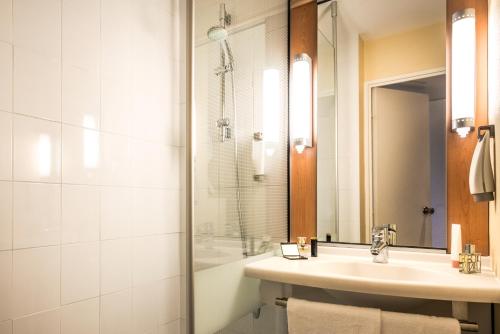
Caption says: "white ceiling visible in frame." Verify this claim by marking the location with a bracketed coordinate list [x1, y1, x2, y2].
[337, 0, 446, 40]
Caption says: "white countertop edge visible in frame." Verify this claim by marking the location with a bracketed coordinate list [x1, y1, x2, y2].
[244, 248, 500, 303]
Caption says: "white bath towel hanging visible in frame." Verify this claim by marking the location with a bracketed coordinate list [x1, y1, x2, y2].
[287, 298, 381, 334]
[381, 311, 460, 334]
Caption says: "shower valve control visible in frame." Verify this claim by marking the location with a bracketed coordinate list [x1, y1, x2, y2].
[217, 118, 231, 140]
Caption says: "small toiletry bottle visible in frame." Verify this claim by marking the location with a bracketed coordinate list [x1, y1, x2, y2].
[326, 233, 331, 243]
[297, 236, 308, 256]
[450, 224, 462, 268]
[459, 244, 481, 274]
[310, 237, 317, 257]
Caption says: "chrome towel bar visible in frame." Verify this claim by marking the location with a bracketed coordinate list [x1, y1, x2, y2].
[275, 297, 479, 332]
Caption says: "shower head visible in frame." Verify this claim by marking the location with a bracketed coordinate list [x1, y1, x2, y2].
[207, 25, 228, 41]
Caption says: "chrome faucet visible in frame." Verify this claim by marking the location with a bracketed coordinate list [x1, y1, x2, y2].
[370, 224, 397, 263]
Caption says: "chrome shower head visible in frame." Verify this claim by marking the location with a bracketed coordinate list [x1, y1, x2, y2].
[207, 25, 228, 41]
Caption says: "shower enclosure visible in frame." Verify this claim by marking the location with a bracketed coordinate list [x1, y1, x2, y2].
[191, 0, 289, 332]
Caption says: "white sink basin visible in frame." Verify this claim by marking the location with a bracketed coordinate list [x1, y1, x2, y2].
[244, 247, 500, 303]
[310, 260, 453, 283]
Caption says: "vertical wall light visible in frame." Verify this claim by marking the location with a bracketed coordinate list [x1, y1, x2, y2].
[263, 68, 281, 156]
[451, 8, 476, 138]
[291, 53, 312, 153]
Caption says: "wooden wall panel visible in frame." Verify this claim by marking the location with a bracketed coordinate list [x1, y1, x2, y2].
[290, 0, 317, 242]
[446, 0, 489, 255]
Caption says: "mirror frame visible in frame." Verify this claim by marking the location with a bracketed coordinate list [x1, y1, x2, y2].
[288, 0, 490, 254]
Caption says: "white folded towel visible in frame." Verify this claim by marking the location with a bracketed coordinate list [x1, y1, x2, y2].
[287, 298, 381, 334]
[381, 311, 460, 334]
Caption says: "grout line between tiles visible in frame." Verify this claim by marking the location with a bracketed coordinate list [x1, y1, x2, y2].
[9, 0, 14, 326]
[98, 0, 103, 330]
[59, 1, 63, 333]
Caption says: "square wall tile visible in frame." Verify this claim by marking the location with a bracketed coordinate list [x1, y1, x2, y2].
[159, 320, 180, 334]
[61, 184, 100, 244]
[13, 309, 60, 334]
[157, 277, 181, 325]
[101, 0, 133, 137]
[62, 65, 100, 129]
[156, 234, 180, 279]
[132, 234, 179, 286]
[132, 188, 180, 237]
[0, 111, 12, 181]
[12, 246, 60, 318]
[13, 182, 60, 249]
[100, 289, 132, 334]
[0, 42, 12, 112]
[61, 242, 99, 304]
[100, 186, 133, 240]
[100, 132, 130, 186]
[132, 283, 156, 334]
[13, 115, 61, 182]
[13, 0, 61, 58]
[13, 48, 61, 121]
[0, 251, 12, 322]
[130, 140, 179, 188]
[0, 0, 12, 43]
[62, 125, 100, 185]
[0, 182, 12, 250]
[13, 115, 61, 183]
[101, 238, 132, 295]
[100, 74, 133, 136]
[132, 236, 156, 285]
[62, 0, 100, 70]
[0, 320, 12, 334]
[61, 298, 99, 334]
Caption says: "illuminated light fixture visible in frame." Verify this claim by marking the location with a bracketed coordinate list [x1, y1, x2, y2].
[451, 8, 476, 138]
[291, 53, 312, 153]
[263, 68, 280, 156]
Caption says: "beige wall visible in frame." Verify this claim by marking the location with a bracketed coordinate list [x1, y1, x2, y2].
[489, 0, 500, 277]
[363, 22, 446, 82]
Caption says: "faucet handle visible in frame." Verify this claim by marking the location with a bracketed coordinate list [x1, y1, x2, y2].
[372, 224, 397, 246]
[382, 224, 397, 232]
[383, 224, 397, 245]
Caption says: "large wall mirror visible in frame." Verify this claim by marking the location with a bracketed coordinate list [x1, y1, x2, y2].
[291, 0, 489, 251]
[289, 0, 489, 250]
[316, 0, 446, 248]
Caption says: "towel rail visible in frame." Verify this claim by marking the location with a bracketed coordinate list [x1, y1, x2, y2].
[275, 297, 479, 332]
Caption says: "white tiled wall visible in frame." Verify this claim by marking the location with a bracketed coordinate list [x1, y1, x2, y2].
[0, 0, 184, 333]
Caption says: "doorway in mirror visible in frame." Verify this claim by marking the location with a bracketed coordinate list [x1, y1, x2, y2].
[371, 74, 446, 248]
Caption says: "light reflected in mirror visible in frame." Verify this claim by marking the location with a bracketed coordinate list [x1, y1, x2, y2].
[316, 0, 446, 248]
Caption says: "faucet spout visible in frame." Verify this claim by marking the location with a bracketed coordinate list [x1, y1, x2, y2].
[370, 224, 396, 263]
[370, 239, 387, 256]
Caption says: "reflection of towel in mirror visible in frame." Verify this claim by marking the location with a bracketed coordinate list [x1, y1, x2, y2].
[381, 311, 460, 334]
[470, 131, 495, 202]
[287, 298, 380, 334]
